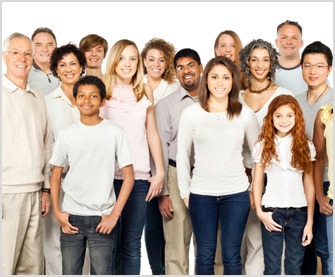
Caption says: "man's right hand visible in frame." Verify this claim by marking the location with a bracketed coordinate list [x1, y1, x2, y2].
[55, 211, 78, 234]
[158, 195, 174, 219]
[317, 195, 333, 215]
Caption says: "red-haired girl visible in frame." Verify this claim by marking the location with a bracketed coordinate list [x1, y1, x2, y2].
[252, 95, 315, 275]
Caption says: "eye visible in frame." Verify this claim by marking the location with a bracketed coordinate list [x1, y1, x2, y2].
[211, 75, 217, 79]
[281, 36, 287, 39]
[251, 58, 257, 62]
[264, 59, 270, 62]
[149, 58, 154, 62]
[177, 66, 183, 71]
[221, 44, 226, 48]
[159, 59, 165, 63]
[189, 64, 195, 68]
[59, 63, 65, 67]
[224, 76, 230, 80]
[92, 95, 98, 98]
[48, 43, 54, 47]
[231, 45, 235, 48]
[317, 64, 325, 69]
[25, 52, 33, 57]
[36, 44, 42, 47]
[131, 57, 137, 61]
[12, 50, 20, 55]
[78, 94, 84, 98]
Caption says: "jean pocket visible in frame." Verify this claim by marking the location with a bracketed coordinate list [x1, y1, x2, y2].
[296, 207, 308, 215]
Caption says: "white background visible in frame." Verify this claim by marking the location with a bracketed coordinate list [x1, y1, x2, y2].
[2, 1, 333, 275]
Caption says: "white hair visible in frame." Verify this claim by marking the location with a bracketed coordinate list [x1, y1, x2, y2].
[3, 32, 32, 52]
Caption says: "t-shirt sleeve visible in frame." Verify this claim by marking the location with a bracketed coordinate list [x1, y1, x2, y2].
[308, 140, 316, 161]
[252, 141, 263, 163]
[115, 126, 135, 168]
[49, 131, 67, 168]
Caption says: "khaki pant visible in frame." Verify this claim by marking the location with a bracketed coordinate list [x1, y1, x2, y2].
[2, 191, 44, 275]
[164, 166, 223, 275]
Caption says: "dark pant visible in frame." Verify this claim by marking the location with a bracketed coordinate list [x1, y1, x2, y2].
[144, 197, 165, 275]
[301, 181, 329, 275]
[261, 207, 307, 275]
[60, 215, 116, 275]
[114, 179, 149, 275]
[189, 190, 250, 275]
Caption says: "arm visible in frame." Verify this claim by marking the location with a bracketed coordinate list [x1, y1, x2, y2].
[302, 164, 315, 246]
[96, 165, 134, 234]
[145, 84, 165, 202]
[313, 110, 332, 215]
[51, 165, 78, 234]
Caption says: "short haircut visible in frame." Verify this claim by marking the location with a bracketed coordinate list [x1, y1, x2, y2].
[301, 41, 333, 66]
[3, 32, 31, 52]
[79, 34, 108, 58]
[31, 27, 57, 45]
[199, 56, 242, 119]
[50, 43, 86, 79]
[141, 37, 176, 84]
[174, 48, 201, 69]
[73, 75, 106, 100]
[239, 39, 279, 88]
[277, 20, 302, 36]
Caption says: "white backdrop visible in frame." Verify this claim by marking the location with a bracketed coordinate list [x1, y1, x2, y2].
[2, 2, 333, 275]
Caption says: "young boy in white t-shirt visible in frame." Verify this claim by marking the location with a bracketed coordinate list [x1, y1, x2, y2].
[49, 75, 134, 275]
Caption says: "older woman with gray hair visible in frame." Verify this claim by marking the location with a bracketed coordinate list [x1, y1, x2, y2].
[238, 39, 293, 275]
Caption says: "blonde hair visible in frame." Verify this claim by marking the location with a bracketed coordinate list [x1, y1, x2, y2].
[103, 39, 146, 101]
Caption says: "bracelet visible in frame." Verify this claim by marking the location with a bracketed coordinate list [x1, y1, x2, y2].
[42, 188, 50, 194]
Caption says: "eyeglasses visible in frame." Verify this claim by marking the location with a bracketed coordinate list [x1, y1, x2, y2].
[301, 63, 330, 70]
[5, 50, 33, 59]
[176, 62, 196, 72]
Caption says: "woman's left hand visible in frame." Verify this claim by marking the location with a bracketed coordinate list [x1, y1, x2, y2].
[301, 223, 313, 246]
[146, 172, 164, 202]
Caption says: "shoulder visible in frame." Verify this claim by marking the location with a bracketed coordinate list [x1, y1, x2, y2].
[155, 89, 181, 109]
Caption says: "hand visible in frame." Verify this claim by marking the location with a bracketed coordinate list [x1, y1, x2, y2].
[249, 191, 255, 210]
[96, 212, 119, 234]
[158, 196, 174, 219]
[317, 195, 333, 215]
[184, 196, 189, 209]
[146, 172, 164, 202]
[258, 211, 282, 232]
[55, 211, 78, 234]
[41, 192, 51, 218]
[302, 223, 313, 246]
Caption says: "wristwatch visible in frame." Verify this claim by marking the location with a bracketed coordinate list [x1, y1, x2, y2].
[42, 188, 50, 194]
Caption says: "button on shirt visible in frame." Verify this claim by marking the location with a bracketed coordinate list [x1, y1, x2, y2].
[253, 134, 316, 208]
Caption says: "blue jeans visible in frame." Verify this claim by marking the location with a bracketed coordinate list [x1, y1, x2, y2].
[114, 179, 149, 275]
[261, 207, 307, 275]
[60, 215, 116, 275]
[327, 199, 333, 275]
[144, 197, 165, 275]
[301, 181, 329, 275]
[189, 190, 250, 275]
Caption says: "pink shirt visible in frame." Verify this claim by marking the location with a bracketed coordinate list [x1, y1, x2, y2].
[100, 85, 152, 180]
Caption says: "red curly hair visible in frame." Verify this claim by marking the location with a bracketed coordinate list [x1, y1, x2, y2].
[257, 95, 312, 172]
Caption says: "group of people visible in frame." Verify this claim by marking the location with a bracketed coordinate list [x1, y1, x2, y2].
[2, 19, 333, 275]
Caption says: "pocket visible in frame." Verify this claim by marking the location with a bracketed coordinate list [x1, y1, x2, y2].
[296, 207, 308, 215]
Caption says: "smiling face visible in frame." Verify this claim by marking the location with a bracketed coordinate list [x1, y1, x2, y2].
[207, 64, 232, 101]
[85, 44, 104, 69]
[75, 84, 106, 117]
[175, 57, 203, 92]
[302, 53, 332, 89]
[115, 45, 138, 84]
[56, 53, 83, 85]
[273, 104, 296, 137]
[32, 32, 56, 66]
[249, 48, 270, 82]
[3, 37, 33, 82]
[215, 34, 236, 62]
[276, 24, 303, 60]
[143, 48, 166, 80]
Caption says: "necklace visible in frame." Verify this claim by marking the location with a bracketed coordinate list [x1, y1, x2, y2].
[212, 112, 226, 120]
[308, 86, 329, 104]
[249, 81, 272, 94]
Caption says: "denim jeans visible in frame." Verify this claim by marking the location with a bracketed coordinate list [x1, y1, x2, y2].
[189, 190, 250, 275]
[327, 199, 333, 275]
[114, 179, 149, 275]
[261, 207, 307, 275]
[144, 196, 165, 275]
[60, 215, 116, 275]
[301, 181, 329, 275]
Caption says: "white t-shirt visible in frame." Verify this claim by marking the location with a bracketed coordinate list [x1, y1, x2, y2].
[49, 119, 134, 216]
[253, 134, 316, 208]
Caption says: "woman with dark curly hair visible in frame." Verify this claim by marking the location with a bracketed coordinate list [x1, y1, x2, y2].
[238, 39, 293, 275]
[44, 43, 89, 274]
[141, 38, 180, 105]
[253, 95, 315, 274]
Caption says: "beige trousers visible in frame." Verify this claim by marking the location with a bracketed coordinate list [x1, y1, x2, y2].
[2, 191, 44, 275]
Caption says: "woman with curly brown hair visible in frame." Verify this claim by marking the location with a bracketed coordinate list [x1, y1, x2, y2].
[252, 95, 315, 275]
[141, 38, 180, 105]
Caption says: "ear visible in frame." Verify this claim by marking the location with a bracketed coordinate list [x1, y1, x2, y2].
[300, 39, 304, 49]
[327, 66, 332, 76]
[100, 98, 107, 107]
[2, 51, 8, 64]
[214, 47, 219, 57]
[275, 39, 279, 48]
[200, 64, 204, 74]
[143, 58, 147, 68]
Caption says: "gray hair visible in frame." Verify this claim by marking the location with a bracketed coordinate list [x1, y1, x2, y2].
[3, 32, 32, 52]
[239, 39, 279, 88]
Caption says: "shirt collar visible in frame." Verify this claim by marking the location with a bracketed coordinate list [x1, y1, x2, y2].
[179, 86, 196, 102]
[275, 133, 293, 146]
[2, 74, 34, 95]
[32, 60, 42, 70]
[52, 87, 76, 107]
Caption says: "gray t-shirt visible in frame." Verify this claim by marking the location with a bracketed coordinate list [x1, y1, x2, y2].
[50, 119, 134, 216]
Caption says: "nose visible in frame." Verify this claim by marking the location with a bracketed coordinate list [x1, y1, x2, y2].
[18, 52, 27, 62]
[42, 44, 48, 52]
[92, 50, 96, 56]
[65, 64, 72, 72]
[154, 59, 159, 66]
[226, 45, 231, 52]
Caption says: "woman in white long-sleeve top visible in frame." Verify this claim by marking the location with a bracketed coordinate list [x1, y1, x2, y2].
[176, 56, 259, 275]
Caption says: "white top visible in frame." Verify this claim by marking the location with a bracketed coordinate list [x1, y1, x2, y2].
[143, 75, 181, 105]
[49, 119, 134, 216]
[239, 86, 294, 168]
[177, 103, 259, 199]
[253, 134, 316, 208]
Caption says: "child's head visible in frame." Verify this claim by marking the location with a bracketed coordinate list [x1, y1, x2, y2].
[73, 75, 106, 100]
[258, 95, 311, 172]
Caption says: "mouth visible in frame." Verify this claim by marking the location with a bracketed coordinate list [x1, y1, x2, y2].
[89, 58, 99, 62]
[81, 105, 93, 110]
[64, 74, 75, 79]
[309, 76, 318, 81]
[16, 65, 27, 68]
[255, 70, 266, 75]
[183, 74, 194, 81]
[224, 54, 232, 59]
[215, 88, 226, 93]
[122, 69, 132, 74]
[151, 68, 161, 73]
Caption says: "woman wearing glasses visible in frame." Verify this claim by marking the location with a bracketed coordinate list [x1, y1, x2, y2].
[296, 41, 333, 275]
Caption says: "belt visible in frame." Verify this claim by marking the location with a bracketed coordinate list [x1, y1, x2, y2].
[169, 159, 194, 171]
